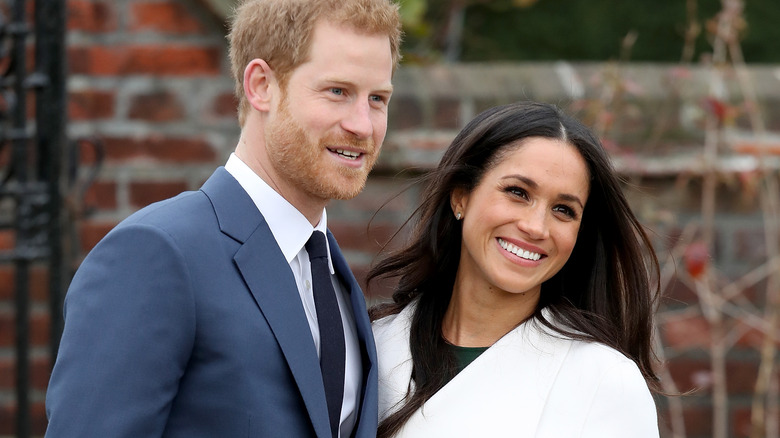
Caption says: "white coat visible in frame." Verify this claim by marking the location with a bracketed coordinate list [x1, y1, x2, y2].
[373, 301, 659, 437]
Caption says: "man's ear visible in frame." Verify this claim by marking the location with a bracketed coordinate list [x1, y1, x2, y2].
[243, 59, 276, 112]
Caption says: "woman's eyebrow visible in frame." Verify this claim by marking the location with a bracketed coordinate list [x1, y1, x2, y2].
[500, 174, 584, 208]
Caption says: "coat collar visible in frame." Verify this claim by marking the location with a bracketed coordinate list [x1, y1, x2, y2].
[374, 302, 572, 437]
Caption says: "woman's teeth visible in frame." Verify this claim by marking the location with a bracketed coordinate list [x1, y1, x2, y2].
[498, 238, 541, 261]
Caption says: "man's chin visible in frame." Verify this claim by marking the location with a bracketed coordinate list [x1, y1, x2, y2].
[329, 185, 366, 201]
[319, 177, 368, 201]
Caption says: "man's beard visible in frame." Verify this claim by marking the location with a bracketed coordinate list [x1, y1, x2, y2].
[265, 99, 378, 202]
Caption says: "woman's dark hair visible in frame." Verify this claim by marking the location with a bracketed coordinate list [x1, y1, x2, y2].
[367, 101, 660, 438]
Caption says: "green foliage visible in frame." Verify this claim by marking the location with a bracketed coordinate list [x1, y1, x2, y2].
[399, 0, 780, 63]
[398, 0, 428, 31]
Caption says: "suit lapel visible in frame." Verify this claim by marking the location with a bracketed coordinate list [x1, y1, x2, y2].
[202, 168, 331, 438]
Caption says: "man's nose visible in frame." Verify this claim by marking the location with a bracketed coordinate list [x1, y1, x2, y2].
[341, 99, 373, 139]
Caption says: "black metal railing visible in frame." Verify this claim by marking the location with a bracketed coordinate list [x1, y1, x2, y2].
[0, 0, 67, 436]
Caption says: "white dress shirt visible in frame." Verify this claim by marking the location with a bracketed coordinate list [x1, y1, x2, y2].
[226, 153, 361, 438]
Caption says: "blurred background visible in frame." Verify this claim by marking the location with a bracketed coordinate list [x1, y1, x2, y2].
[1, 0, 779, 436]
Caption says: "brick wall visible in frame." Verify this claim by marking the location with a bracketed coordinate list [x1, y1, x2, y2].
[2, 0, 779, 436]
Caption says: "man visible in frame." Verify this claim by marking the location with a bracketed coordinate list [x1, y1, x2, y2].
[45, 0, 402, 436]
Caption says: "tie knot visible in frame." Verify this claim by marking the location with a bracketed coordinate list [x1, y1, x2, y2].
[306, 231, 328, 260]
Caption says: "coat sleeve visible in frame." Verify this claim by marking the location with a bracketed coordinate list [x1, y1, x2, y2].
[580, 358, 659, 438]
[45, 223, 196, 438]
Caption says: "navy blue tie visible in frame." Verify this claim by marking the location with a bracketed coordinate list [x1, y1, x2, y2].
[306, 231, 345, 438]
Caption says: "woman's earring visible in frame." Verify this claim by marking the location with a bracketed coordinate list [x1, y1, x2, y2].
[455, 212, 462, 220]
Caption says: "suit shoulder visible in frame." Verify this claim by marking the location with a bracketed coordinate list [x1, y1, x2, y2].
[123, 190, 211, 226]
[91, 190, 218, 257]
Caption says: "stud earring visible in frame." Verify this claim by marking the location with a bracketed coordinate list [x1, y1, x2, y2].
[455, 212, 462, 220]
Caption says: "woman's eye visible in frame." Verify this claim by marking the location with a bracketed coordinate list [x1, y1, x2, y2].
[506, 186, 528, 200]
[553, 205, 577, 219]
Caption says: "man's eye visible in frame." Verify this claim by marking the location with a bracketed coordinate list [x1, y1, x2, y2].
[330, 88, 344, 95]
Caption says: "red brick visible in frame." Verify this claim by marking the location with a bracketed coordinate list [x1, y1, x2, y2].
[733, 141, 780, 156]
[732, 406, 752, 438]
[661, 276, 698, 304]
[31, 311, 51, 346]
[731, 313, 780, 349]
[0, 311, 12, 347]
[25, 89, 36, 119]
[67, 0, 116, 32]
[28, 265, 50, 302]
[128, 46, 222, 75]
[329, 222, 397, 254]
[84, 181, 118, 211]
[0, 402, 13, 435]
[129, 181, 188, 208]
[68, 89, 115, 120]
[0, 311, 51, 347]
[0, 358, 11, 390]
[733, 227, 769, 263]
[32, 401, 48, 435]
[0, 266, 48, 302]
[732, 405, 780, 438]
[0, 230, 14, 250]
[76, 136, 105, 165]
[358, 265, 398, 302]
[0, 143, 9, 169]
[666, 356, 764, 397]
[68, 45, 124, 75]
[388, 97, 423, 130]
[724, 361, 759, 394]
[680, 404, 713, 437]
[0, 356, 52, 391]
[212, 92, 238, 118]
[31, 355, 52, 390]
[0, 401, 48, 436]
[69, 45, 221, 76]
[128, 91, 185, 122]
[79, 221, 118, 253]
[343, 178, 419, 214]
[661, 314, 712, 350]
[103, 136, 216, 163]
[666, 357, 712, 394]
[0, 267, 11, 300]
[130, 2, 205, 34]
[434, 97, 461, 129]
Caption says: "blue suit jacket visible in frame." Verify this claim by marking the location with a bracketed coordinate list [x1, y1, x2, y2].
[45, 168, 379, 437]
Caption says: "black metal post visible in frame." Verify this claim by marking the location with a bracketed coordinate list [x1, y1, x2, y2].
[36, 0, 68, 364]
[1, 0, 70, 435]
[10, 0, 31, 435]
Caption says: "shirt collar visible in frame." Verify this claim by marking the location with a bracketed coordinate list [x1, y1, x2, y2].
[225, 153, 334, 272]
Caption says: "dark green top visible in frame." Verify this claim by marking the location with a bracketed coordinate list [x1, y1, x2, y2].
[449, 344, 490, 374]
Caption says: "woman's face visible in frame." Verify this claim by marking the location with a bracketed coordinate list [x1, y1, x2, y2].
[451, 137, 590, 301]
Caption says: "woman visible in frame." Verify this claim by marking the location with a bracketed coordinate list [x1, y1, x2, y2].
[369, 101, 661, 437]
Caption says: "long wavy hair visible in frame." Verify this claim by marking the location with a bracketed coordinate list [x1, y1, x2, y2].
[368, 101, 660, 437]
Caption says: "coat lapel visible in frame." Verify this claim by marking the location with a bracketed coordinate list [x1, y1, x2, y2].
[377, 303, 572, 438]
[202, 168, 331, 438]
